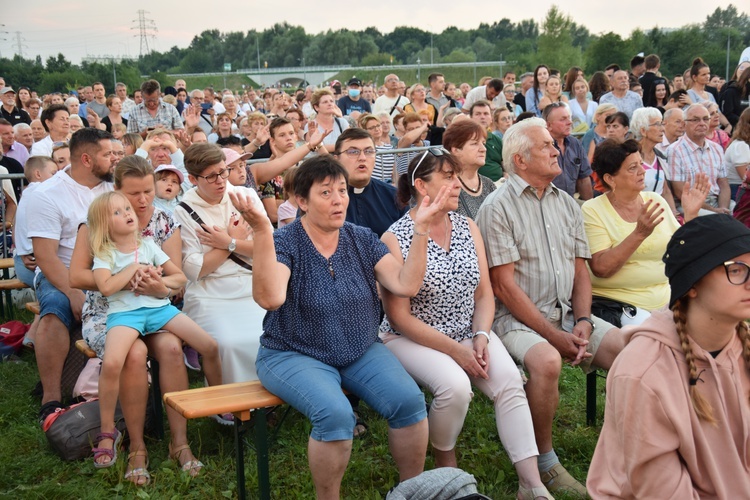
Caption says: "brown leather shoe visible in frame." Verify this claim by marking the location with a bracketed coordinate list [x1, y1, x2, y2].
[540, 463, 587, 497]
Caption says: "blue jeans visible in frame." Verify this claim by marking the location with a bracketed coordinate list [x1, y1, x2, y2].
[35, 272, 75, 330]
[256, 342, 427, 442]
[13, 253, 35, 288]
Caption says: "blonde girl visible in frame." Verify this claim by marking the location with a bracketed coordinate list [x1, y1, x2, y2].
[89, 192, 222, 473]
[538, 75, 568, 112]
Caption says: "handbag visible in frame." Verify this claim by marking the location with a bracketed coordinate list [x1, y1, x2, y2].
[43, 399, 126, 461]
[590, 296, 636, 329]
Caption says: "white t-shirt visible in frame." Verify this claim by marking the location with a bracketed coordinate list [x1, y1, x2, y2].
[30, 135, 54, 157]
[13, 181, 43, 256]
[373, 94, 411, 118]
[723, 139, 750, 186]
[463, 85, 507, 111]
[25, 167, 113, 267]
[92, 238, 170, 314]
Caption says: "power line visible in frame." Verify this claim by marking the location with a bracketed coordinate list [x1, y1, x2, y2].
[131, 10, 157, 57]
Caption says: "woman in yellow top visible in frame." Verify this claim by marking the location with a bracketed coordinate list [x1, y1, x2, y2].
[404, 84, 438, 125]
[582, 139, 708, 326]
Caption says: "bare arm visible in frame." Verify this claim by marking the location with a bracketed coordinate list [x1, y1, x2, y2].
[717, 177, 731, 212]
[230, 191, 289, 310]
[576, 177, 594, 200]
[397, 122, 428, 149]
[251, 125, 331, 184]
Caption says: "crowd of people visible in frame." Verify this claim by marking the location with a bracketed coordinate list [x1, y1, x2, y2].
[1, 45, 750, 498]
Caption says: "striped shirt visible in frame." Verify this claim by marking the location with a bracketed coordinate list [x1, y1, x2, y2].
[666, 135, 725, 196]
[475, 174, 591, 334]
[126, 100, 184, 134]
[373, 144, 396, 184]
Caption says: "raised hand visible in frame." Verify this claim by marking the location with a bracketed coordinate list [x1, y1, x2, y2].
[308, 121, 332, 149]
[229, 191, 273, 233]
[412, 185, 450, 231]
[184, 104, 200, 129]
[681, 173, 710, 221]
[634, 199, 664, 238]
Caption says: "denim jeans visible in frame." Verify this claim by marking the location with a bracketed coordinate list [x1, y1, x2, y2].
[256, 342, 427, 442]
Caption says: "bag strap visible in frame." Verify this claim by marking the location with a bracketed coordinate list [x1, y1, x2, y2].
[178, 201, 252, 271]
[389, 95, 402, 115]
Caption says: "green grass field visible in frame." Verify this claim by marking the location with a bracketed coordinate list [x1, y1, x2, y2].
[0, 312, 605, 499]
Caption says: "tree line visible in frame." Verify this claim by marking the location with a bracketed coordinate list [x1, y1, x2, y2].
[0, 5, 748, 95]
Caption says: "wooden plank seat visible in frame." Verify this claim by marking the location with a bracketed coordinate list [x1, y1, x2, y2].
[26, 301, 40, 314]
[164, 381, 289, 500]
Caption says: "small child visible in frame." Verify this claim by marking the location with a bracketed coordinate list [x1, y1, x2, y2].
[122, 133, 143, 156]
[224, 148, 251, 187]
[14, 156, 58, 348]
[111, 123, 127, 140]
[277, 166, 299, 228]
[88, 192, 222, 470]
[153, 165, 183, 214]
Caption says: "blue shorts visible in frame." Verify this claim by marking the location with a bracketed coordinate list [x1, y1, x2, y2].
[106, 305, 181, 335]
[257, 342, 427, 442]
[35, 272, 76, 331]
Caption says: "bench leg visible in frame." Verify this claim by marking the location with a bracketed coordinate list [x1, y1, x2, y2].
[148, 357, 164, 440]
[254, 409, 271, 500]
[234, 415, 247, 500]
[586, 371, 597, 426]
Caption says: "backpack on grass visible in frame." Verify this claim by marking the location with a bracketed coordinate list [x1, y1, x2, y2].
[43, 399, 126, 461]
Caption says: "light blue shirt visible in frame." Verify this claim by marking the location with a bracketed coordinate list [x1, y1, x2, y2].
[92, 238, 170, 314]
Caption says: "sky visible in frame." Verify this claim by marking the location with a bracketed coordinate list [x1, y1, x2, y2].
[2, 1, 742, 65]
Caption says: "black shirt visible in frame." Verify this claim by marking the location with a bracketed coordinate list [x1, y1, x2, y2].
[0, 106, 31, 126]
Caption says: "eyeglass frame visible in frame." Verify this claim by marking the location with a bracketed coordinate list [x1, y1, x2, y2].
[723, 261, 750, 285]
[194, 168, 231, 183]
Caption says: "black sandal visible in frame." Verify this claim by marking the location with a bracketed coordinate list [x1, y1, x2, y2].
[353, 410, 368, 438]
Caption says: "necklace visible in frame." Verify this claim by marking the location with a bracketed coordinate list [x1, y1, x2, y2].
[458, 175, 481, 194]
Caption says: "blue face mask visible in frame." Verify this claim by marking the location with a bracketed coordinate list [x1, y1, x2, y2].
[348, 89, 361, 98]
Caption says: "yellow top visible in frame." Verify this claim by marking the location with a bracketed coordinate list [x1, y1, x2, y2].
[582, 191, 679, 310]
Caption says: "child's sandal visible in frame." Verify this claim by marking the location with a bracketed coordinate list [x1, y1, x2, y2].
[92, 428, 122, 469]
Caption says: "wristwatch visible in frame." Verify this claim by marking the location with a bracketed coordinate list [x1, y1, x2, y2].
[576, 317, 595, 329]
[227, 238, 237, 252]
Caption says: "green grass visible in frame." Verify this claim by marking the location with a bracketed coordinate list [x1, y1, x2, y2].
[0, 336, 605, 499]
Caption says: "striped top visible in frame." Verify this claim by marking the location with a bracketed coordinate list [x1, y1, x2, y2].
[373, 144, 396, 184]
[666, 135, 726, 196]
[475, 174, 591, 334]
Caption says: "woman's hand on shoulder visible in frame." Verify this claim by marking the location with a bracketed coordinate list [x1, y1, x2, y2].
[227, 213, 252, 240]
[196, 224, 232, 250]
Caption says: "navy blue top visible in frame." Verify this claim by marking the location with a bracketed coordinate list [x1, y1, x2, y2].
[552, 135, 592, 197]
[346, 179, 407, 237]
[261, 219, 390, 367]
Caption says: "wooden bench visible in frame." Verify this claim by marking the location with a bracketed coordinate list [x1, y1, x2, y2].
[26, 301, 40, 314]
[164, 381, 284, 500]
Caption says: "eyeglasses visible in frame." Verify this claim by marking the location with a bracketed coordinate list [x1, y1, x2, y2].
[365, 125, 381, 132]
[411, 147, 448, 186]
[339, 148, 376, 158]
[724, 261, 750, 285]
[195, 168, 231, 183]
[685, 117, 711, 123]
[648, 121, 664, 128]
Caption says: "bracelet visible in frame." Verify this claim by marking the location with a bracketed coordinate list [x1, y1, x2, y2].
[576, 316, 595, 329]
[413, 229, 430, 237]
[473, 331, 491, 342]
[251, 140, 261, 148]
[162, 288, 172, 300]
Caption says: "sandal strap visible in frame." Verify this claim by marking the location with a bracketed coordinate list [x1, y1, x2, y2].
[180, 459, 205, 472]
[95, 430, 119, 442]
[92, 447, 115, 458]
[128, 450, 148, 460]
[169, 444, 191, 458]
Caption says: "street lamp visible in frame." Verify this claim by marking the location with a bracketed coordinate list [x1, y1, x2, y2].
[417, 57, 421, 81]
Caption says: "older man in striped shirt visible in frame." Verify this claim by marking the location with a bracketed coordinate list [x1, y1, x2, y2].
[476, 117, 623, 497]
[666, 104, 730, 215]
